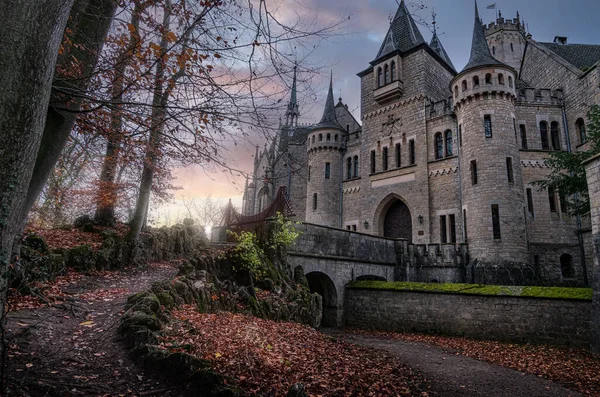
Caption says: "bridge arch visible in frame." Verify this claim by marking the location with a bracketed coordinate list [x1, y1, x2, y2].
[374, 193, 413, 242]
[305, 271, 338, 327]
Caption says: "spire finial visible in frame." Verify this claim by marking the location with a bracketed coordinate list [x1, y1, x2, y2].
[461, 0, 503, 73]
[474, 0, 480, 23]
[432, 8, 437, 35]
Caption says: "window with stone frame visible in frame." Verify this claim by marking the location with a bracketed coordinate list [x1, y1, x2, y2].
[384, 64, 389, 85]
[445, 130, 453, 156]
[395, 143, 401, 168]
[463, 209, 468, 242]
[461, 80, 467, 92]
[550, 121, 561, 151]
[559, 193, 568, 214]
[520, 124, 528, 149]
[382, 146, 389, 171]
[353, 155, 359, 177]
[498, 73, 505, 85]
[576, 118, 586, 144]
[347, 157, 352, 180]
[313, 193, 317, 211]
[409, 140, 415, 165]
[560, 254, 575, 278]
[459, 124, 463, 147]
[454, 86, 459, 98]
[470, 160, 478, 185]
[485, 73, 492, 85]
[377, 67, 383, 88]
[308, 165, 311, 181]
[506, 157, 514, 183]
[508, 76, 514, 88]
[473, 75, 480, 87]
[540, 121, 550, 150]
[325, 162, 331, 180]
[484, 115, 493, 138]
[526, 188, 534, 217]
[548, 186, 557, 212]
[440, 215, 448, 243]
[449, 214, 457, 243]
[491, 204, 501, 239]
[370, 150, 376, 174]
[434, 132, 443, 159]
[391, 61, 396, 81]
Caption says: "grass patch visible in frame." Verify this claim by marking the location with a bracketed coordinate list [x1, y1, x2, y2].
[348, 281, 592, 300]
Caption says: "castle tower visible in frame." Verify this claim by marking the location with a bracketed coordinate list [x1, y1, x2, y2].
[285, 66, 300, 126]
[451, 1, 528, 263]
[483, 10, 527, 72]
[305, 74, 345, 228]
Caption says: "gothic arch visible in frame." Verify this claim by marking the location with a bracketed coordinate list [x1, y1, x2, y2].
[305, 271, 338, 327]
[374, 193, 413, 242]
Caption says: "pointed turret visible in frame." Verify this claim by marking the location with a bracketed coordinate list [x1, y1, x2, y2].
[285, 65, 300, 126]
[462, 0, 503, 73]
[374, 0, 425, 62]
[313, 72, 342, 130]
[429, 32, 456, 72]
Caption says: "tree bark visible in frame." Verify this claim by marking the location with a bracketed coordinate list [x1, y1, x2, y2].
[0, 0, 74, 389]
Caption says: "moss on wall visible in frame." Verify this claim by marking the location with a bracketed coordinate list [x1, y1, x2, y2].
[348, 281, 592, 301]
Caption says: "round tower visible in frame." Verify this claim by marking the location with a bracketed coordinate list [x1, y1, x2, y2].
[305, 75, 345, 228]
[483, 10, 527, 72]
[451, 2, 527, 264]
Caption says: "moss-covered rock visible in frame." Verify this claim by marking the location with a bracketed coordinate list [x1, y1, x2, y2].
[66, 244, 95, 271]
[119, 311, 162, 333]
[156, 291, 176, 309]
[127, 291, 161, 314]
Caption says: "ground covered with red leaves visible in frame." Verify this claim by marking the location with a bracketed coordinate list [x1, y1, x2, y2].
[161, 306, 433, 397]
[26, 223, 128, 251]
[348, 329, 600, 396]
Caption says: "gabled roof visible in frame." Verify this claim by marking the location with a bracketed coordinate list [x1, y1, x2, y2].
[374, 0, 425, 62]
[429, 32, 456, 72]
[537, 42, 600, 71]
[462, 1, 503, 73]
[312, 74, 343, 131]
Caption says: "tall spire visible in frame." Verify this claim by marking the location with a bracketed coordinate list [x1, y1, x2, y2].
[313, 72, 342, 130]
[429, 10, 456, 71]
[285, 64, 300, 126]
[462, 0, 503, 73]
[374, 0, 425, 62]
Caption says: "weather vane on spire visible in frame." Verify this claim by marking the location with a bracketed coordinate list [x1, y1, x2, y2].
[432, 8, 437, 35]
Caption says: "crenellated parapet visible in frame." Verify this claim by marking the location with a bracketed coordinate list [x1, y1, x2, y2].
[451, 66, 517, 112]
[517, 88, 563, 106]
[483, 18, 526, 36]
[306, 129, 345, 154]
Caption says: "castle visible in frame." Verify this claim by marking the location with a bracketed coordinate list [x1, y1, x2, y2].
[242, 1, 600, 286]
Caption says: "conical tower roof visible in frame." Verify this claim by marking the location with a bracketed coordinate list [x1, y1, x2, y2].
[313, 73, 342, 130]
[429, 31, 456, 71]
[462, 1, 503, 72]
[289, 65, 297, 108]
[374, 0, 425, 61]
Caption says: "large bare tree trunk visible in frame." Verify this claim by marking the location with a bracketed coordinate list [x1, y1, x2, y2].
[0, 0, 74, 389]
[18, 0, 117, 233]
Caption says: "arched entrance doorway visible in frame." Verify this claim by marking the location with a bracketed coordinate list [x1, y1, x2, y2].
[305, 271, 338, 328]
[381, 199, 413, 242]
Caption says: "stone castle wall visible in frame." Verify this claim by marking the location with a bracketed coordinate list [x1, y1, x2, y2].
[584, 154, 600, 354]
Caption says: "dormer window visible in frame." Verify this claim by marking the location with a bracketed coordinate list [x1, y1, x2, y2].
[391, 61, 396, 81]
[384, 64, 390, 85]
[377, 67, 383, 87]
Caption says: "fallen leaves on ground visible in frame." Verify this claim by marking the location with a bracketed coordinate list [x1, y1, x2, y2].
[161, 307, 430, 397]
[348, 329, 600, 396]
[26, 223, 129, 251]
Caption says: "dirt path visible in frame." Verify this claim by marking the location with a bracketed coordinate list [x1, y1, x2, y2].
[5, 263, 190, 397]
[328, 330, 582, 397]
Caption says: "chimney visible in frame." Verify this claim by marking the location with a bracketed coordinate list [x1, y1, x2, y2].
[554, 36, 568, 45]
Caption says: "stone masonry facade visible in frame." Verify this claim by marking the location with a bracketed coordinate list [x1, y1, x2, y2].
[584, 154, 600, 353]
[242, 1, 600, 287]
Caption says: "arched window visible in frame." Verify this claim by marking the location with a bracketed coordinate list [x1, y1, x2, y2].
[377, 67, 383, 87]
[550, 121, 561, 151]
[311, 135, 315, 144]
[540, 121, 549, 150]
[576, 118, 587, 144]
[445, 130, 453, 156]
[508, 76, 513, 88]
[347, 157, 352, 180]
[334, 134, 338, 142]
[498, 73, 505, 85]
[326, 133, 331, 141]
[384, 64, 389, 84]
[560, 254, 575, 279]
[391, 61, 396, 81]
[461, 80, 467, 92]
[434, 132, 444, 160]
[511, 43, 514, 52]
[492, 46, 496, 55]
[473, 75, 480, 87]
[318, 133, 323, 142]
[353, 155, 359, 177]
[454, 86, 459, 98]
[485, 73, 492, 85]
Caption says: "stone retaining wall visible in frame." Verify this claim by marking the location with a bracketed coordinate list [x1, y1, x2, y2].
[345, 287, 591, 347]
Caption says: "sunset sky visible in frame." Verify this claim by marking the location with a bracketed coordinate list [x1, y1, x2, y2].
[159, 0, 600, 225]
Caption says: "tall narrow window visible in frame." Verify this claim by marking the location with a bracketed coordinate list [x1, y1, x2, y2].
[511, 43, 514, 52]
[440, 216, 448, 243]
[520, 124, 528, 149]
[370, 150, 376, 174]
[454, 86, 459, 98]
[384, 64, 389, 84]
[508, 76, 514, 88]
[445, 130, 453, 156]
[326, 133, 331, 141]
[560, 254, 575, 278]
[560, 193, 568, 214]
[540, 121, 549, 150]
[485, 73, 492, 85]
[498, 73, 505, 85]
[576, 118, 587, 144]
[347, 157, 352, 180]
[459, 124, 463, 147]
[548, 186, 557, 212]
[473, 75, 480, 87]
[308, 166, 311, 181]
[463, 209, 468, 242]
[434, 132, 443, 159]
[492, 46, 496, 55]
[449, 214, 457, 243]
[346, 124, 350, 132]
[312, 193, 318, 210]
[382, 147, 389, 171]
[319, 133, 323, 142]
[506, 157, 514, 183]
[409, 140, 415, 165]
[353, 155, 359, 178]
[377, 67, 383, 88]
[513, 118, 518, 142]
[484, 115, 493, 138]
[470, 160, 478, 185]
[390, 61, 396, 81]
[491, 204, 501, 239]
[395, 143, 401, 168]
[325, 162, 331, 180]
[462, 80, 467, 92]
[551, 121, 561, 151]
[526, 188, 534, 217]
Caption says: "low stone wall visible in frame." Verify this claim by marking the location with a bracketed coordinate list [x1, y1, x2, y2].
[345, 286, 592, 348]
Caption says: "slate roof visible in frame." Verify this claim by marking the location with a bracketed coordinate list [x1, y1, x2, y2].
[312, 74, 343, 131]
[374, 0, 425, 61]
[429, 32, 456, 71]
[538, 42, 600, 71]
[462, 1, 503, 73]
